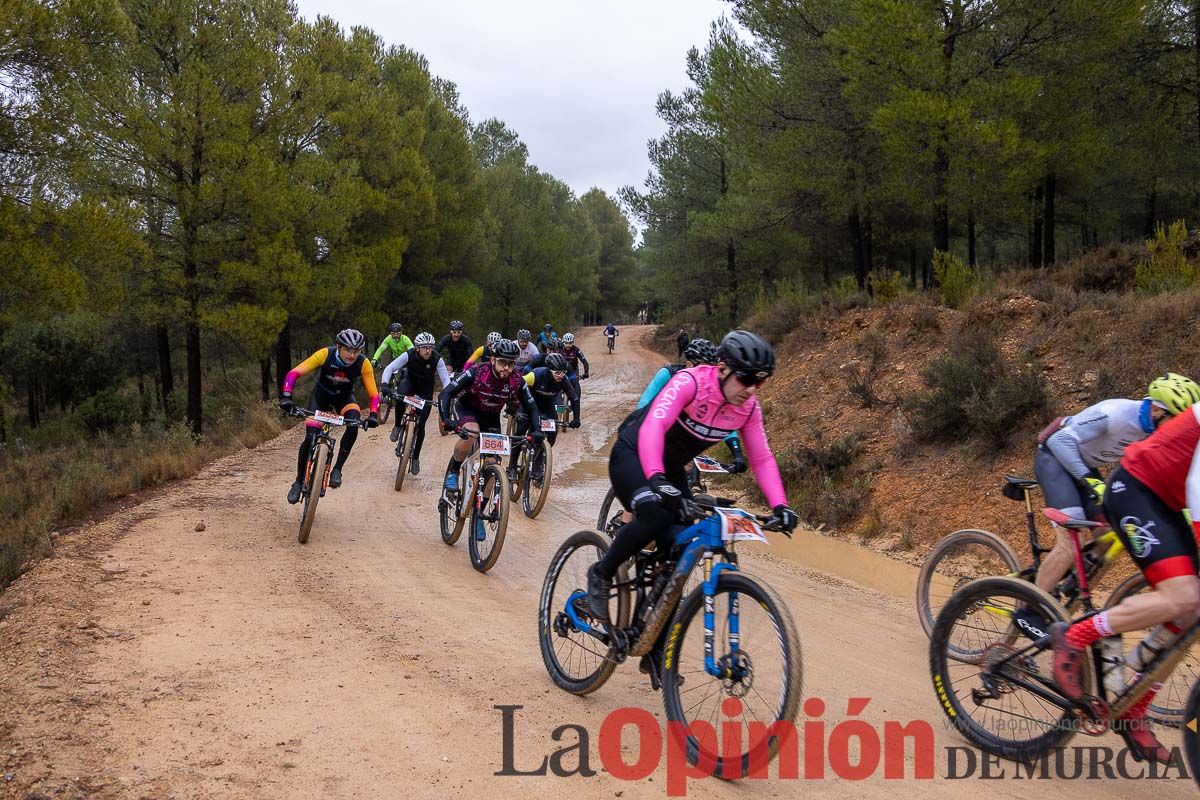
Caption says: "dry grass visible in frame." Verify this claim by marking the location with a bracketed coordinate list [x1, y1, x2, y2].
[0, 399, 285, 588]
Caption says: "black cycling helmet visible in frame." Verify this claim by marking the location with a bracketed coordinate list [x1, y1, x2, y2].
[492, 338, 520, 360]
[545, 353, 569, 371]
[683, 338, 718, 365]
[336, 328, 366, 350]
[388, 322, 403, 333]
[449, 320, 464, 332]
[718, 330, 775, 381]
[543, 323, 552, 331]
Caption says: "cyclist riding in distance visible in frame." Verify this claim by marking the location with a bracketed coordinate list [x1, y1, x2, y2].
[439, 339, 545, 536]
[514, 329, 540, 372]
[586, 330, 799, 626]
[1033, 373, 1200, 597]
[604, 322, 618, 350]
[280, 329, 380, 503]
[1050, 373, 1200, 764]
[537, 323, 556, 353]
[463, 331, 503, 370]
[436, 321, 473, 376]
[509, 351, 580, 483]
[560, 331, 589, 383]
[372, 322, 413, 370]
[381, 331, 453, 476]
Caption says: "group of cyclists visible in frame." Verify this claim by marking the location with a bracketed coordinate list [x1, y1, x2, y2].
[275, 313, 1200, 773]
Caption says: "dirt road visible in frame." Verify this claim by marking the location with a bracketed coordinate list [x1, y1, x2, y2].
[0, 326, 1193, 799]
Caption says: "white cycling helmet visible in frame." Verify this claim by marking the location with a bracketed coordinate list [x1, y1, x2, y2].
[487, 331, 502, 346]
[414, 331, 436, 347]
[562, 332, 575, 344]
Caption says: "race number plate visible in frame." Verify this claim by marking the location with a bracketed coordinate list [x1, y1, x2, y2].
[694, 456, 728, 473]
[716, 507, 769, 544]
[540, 419, 556, 432]
[312, 410, 344, 426]
[479, 433, 511, 456]
[404, 396, 427, 410]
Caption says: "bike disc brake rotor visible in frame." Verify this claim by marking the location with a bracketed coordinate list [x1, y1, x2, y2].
[717, 651, 754, 698]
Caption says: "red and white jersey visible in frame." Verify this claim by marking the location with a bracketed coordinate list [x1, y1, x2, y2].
[1122, 405, 1200, 514]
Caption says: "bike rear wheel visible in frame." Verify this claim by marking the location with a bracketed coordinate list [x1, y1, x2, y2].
[661, 571, 803, 779]
[468, 463, 509, 573]
[507, 440, 524, 504]
[1182, 677, 1200, 787]
[596, 486, 622, 536]
[929, 576, 1083, 762]
[522, 439, 552, 519]
[298, 443, 328, 544]
[439, 464, 468, 545]
[538, 530, 632, 694]
[379, 395, 392, 424]
[394, 416, 412, 492]
[1105, 572, 1200, 725]
[917, 529, 1022, 650]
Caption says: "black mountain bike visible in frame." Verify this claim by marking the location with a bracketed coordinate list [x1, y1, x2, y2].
[288, 407, 368, 544]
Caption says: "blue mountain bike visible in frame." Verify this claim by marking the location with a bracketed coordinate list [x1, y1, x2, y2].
[538, 494, 803, 779]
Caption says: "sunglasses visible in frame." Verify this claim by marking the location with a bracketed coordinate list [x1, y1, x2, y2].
[493, 358, 515, 369]
[732, 370, 771, 387]
[550, 369, 566, 378]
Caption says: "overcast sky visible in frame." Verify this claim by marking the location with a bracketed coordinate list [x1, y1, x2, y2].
[292, 0, 729, 205]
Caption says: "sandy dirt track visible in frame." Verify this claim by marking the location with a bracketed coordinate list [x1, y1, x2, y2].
[0, 325, 1194, 799]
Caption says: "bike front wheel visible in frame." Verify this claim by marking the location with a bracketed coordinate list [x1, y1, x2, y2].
[521, 439, 552, 519]
[661, 571, 803, 780]
[298, 443, 328, 545]
[468, 463, 510, 573]
[1105, 572, 1200, 725]
[916, 529, 1022, 648]
[394, 416, 412, 492]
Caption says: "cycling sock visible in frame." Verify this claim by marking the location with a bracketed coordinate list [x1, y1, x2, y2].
[296, 434, 315, 482]
[1119, 682, 1162, 720]
[1066, 612, 1113, 649]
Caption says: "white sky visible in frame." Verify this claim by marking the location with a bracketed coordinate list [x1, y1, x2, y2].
[292, 0, 729, 204]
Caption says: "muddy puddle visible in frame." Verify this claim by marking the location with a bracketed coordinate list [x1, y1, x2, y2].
[557, 436, 921, 600]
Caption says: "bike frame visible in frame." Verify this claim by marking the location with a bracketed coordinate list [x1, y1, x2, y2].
[564, 513, 744, 679]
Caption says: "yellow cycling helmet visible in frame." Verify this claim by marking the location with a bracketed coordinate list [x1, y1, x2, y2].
[1148, 372, 1200, 415]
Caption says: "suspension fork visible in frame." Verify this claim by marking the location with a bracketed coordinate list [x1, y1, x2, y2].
[702, 554, 741, 678]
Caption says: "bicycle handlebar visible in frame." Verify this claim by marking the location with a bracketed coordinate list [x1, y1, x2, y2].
[682, 494, 792, 534]
[286, 406, 370, 430]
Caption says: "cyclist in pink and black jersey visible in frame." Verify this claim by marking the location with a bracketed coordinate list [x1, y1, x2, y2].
[586, 330, 798, 622]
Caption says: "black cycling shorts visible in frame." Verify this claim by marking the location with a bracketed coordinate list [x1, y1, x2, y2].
[1034, 446, 1102, 520]
[1104, 466, 1198, 586]
[455, 400, 501, 434]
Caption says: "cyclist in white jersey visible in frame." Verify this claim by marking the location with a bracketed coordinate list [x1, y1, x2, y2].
[1032, 373, 1200, 595]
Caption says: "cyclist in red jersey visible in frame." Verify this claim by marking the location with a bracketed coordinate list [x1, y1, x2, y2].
[1050, 373, 1200, 764]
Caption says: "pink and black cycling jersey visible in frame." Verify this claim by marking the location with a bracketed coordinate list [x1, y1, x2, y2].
[447, 363, 533, 416]
[616, 364, 787, 508]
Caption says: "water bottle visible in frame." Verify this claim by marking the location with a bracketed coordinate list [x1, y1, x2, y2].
[1125, 624, 1179, 672]
[1100, 637, 1127, 695]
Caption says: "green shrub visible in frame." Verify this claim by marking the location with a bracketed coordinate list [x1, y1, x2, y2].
[905, 326, 1048, 448]
[869, 268, 905, 305]
[75, 388, 135, 434]
[1136, 220, 1197, 294]
[932, 250, 977, 309]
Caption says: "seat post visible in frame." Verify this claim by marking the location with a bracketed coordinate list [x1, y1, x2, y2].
[1024, 488, 1046, 568]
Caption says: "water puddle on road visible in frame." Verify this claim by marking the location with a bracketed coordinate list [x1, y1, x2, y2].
[557, 441, 921, 601]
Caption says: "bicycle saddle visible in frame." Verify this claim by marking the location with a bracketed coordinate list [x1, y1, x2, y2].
[1002, 474, 1038, 501]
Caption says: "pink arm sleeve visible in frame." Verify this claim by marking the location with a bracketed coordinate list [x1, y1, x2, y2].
[637, 371, 698, 479]
[740, 401, 788, 509]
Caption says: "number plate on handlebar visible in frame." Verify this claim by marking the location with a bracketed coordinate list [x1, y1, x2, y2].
[404, 396, 427, 410]
[541, 419, 556, 432]
[312, 410, 345, 426]
[480, 433, 510, 456]
[716, 507, 769, 544]
[694, 456, 729, 474]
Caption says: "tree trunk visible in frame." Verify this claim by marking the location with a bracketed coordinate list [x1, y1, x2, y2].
[157, 324, 173, 412]
[932, 138, 950, 259]
[275, 321, 291, 395]
[27, 375, 39, 429]
[1043, 172, 1056, 265]
[967, 205, 976, 268]
[909, 246, 917, 289]
[726, 237, 738, 328]
[1030, 186, 1044, 268]
[849, 207, 866, 289]
[1145, 180, 1158, 237]
[186, 316, 202, 436]
[1195, 0, 1200, 148]
[864, 212, 875, 275]
[260, 358, 272, 402]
